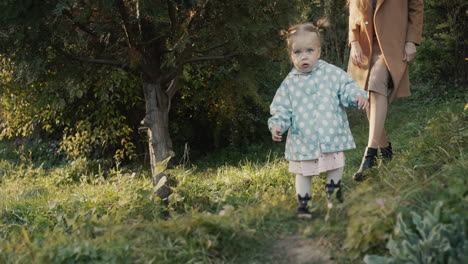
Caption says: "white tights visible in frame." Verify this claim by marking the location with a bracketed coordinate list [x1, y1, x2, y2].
[295, 167, 344, 197]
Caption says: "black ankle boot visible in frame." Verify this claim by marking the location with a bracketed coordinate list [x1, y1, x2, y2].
[353, 147, 378, 181]
[297, 194, 312, 218]
[380, 142, 393, 162]
[325, 180, 343, 203]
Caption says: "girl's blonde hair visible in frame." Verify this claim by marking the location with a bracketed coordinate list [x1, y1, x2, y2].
[280, 20, 328, 52]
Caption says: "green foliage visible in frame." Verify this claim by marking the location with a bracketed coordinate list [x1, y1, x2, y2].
[0, 60, 143, 160]
[410, 0, 468, 88]
[364, 202, 468, 264]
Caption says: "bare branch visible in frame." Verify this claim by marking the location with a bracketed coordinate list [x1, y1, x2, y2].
[188, 0, 211, 31]
[63, 9, 98, 38]
[194, 41, 229, 53]
[63, 8, 130, 50]
[51, 44, 132, 72]
[184, 53, 239, 64]
[160, 69, 179, 99]
[76, 58, 130, 69]
[116, 0, 140, 47]
[0, 30, 9, 38]
[166, 0, 177, 33]
[136, 35, 170, 49]
[135, 0, 143, 39]
[163, 49, 237, 98]
[166, 78, 179, 100]
[162, 70, 177, 85]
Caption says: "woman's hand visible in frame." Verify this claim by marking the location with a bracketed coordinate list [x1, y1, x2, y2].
[350, 41, 365, 67]
[354, 95, 369, 110]
[271, 125, 282, 142]
[403, 41, 417, 62]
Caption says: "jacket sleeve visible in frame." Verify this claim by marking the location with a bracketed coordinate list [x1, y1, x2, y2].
[268, 81, 292, 134]
[348, 0, 361, 45]
[406, 0, 424, 45]
[338, 71, 368, 108]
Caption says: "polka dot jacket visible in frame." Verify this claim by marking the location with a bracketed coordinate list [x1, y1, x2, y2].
[268, 60, 368, 161]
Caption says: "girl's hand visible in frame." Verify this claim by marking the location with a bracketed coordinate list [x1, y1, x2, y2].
[271, 125, 282, 142]
[350, 41, 364, 67]
[354, 95, 369, 110]
[403, 42, 417, 62]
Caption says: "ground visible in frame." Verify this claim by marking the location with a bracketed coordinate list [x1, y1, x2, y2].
[271, 235, 336, 264]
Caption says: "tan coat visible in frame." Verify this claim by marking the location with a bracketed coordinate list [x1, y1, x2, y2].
[347, 0, 424, 102]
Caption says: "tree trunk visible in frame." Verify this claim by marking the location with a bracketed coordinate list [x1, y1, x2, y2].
[142, 81, 175, 199]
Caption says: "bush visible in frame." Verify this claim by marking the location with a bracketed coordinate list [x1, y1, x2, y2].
[364, 202, 468, 264]
[0, 64, 143, 161]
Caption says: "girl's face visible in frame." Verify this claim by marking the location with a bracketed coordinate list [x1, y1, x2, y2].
[290, 32, 321, 73]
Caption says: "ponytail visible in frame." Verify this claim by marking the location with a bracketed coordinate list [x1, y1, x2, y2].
[281, 19, 329, 51]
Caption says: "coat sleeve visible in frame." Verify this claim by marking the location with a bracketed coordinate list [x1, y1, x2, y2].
[348, 0, 361, 45]
[406, 0, 424, 45]
[268, 81, 292, 134]
[337, 71, 368, 108]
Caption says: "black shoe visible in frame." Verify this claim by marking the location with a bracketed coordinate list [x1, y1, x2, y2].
[297, 194, 312, 219]
[325, 180, 343, 203]
[380, 142, 393, 163]
[353, 147, 378, 181]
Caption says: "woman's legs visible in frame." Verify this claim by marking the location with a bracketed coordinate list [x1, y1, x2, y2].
[354, 56, 390, 181]
[368, 91, 388, 148]
[367, 53, 391, 147]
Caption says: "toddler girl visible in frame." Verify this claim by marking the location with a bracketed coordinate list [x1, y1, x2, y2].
[268, 22, 369, 218]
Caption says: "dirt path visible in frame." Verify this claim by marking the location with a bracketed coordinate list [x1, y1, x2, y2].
[271, 235, 336, 264]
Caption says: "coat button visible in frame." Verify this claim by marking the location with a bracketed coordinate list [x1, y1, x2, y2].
[365, 21, 369, 25]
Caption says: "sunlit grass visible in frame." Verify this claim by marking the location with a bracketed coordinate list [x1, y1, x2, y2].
[0, 95, 466, 263]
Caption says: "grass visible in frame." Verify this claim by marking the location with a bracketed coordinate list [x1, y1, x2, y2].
[0, 92, 466, 263]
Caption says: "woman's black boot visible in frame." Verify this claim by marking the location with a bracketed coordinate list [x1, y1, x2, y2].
[353, 147, 378, 181]
[380, 142, 393, 163]
[297, 194, 312, 219]
[325, 180, 343, 203]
